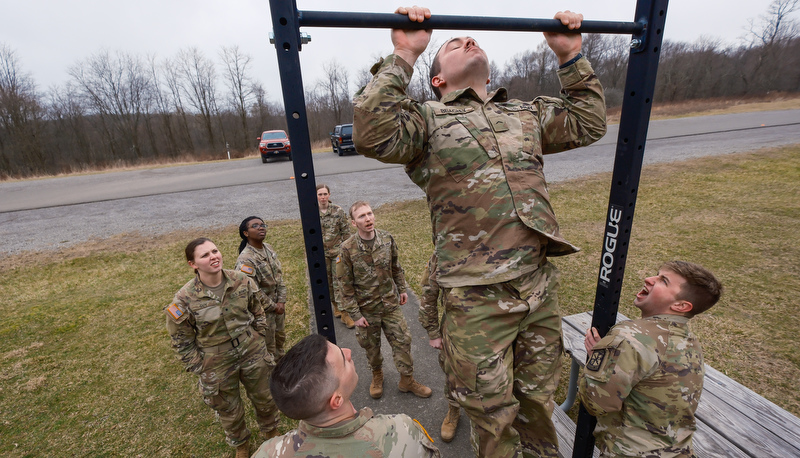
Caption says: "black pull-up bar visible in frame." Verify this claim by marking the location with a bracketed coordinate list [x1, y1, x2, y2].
[269, 1, 668, 457]
[297, 10, 645, 35]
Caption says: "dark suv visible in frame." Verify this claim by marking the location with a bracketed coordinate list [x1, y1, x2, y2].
[330, 124, 355, 156]
[257, 130, 292, 162]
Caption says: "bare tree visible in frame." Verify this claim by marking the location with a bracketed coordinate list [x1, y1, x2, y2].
[147, 55, 179, 155]
[220, 45, 256, 150]
[746, 0, 800, 47]
[69, 50, 152, 160]
[742, 0, 800, 92]
[162, 57, 194, 152]
[409, 39, 440, 102]
[48, 82, 97, 168]
[318, 59, 351, 124]
[0, 42, 45, 175]
[176, 47, 221, 149]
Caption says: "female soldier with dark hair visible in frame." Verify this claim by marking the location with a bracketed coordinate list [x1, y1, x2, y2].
[165, 237, 280, 458]
[234, 217, 288, 358]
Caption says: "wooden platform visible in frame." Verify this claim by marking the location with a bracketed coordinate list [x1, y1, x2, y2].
[555, 312, 800, 458]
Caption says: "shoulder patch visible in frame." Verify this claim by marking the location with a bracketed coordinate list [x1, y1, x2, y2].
[336, 255, 341, 264]
[240, 264, 254, 275]
[166, 303, 184, 320]
[586, 348, 606, 372]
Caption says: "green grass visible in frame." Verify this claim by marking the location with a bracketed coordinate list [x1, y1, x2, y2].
[1, 145, 798, 456]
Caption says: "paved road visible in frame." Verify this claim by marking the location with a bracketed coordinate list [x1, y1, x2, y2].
[1, 110, 799, 255]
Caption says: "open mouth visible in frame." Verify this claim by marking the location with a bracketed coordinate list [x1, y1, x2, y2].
[636, 286, 649, 301]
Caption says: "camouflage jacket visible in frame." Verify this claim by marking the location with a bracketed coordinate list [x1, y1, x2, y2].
[336, 229, 407, 321]
[418, 253, 442, 340]
[578, 315, 704, 458]
[252, 407, 440, 458]
[235, 243, 287, 304]
[319, 203, 352, 259]
[353, 54, 606, 288]
[164, 269, 272, 374]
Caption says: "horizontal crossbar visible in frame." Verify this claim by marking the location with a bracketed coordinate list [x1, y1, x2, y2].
[297, 10, 644, 35]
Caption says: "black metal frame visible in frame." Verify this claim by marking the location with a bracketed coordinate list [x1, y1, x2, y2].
[268, 1, 668, 455]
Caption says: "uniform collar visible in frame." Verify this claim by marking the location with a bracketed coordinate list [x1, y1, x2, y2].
[440, 86, 508, 104]
[192, 269, 233, 297]
[650, 313, 691, 324]
[299, 407, 374, 438]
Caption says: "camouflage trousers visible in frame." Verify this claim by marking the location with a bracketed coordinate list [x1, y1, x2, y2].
[438, 349, 459, 407]
[441, 261, 562, 458]
[198, 330, 280, 447]
[354, 305, 414, 375]
[267, 310, 285, 358]
[324, 256, 343, 311]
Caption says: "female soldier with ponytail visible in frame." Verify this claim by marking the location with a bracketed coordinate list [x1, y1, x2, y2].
[165, 237, 280, 457]
[235, 216, 288, 358]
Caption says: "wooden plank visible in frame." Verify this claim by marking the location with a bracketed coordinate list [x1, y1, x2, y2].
[552, 407, 599, 458]
[691, 424, 751, 458]
[702, 365, 800, 450]
[694, 387, 800, 457]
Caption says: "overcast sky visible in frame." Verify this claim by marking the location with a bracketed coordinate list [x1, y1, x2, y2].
[1, 0, 788, 105]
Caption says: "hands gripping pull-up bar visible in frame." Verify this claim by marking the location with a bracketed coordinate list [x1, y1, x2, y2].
[296, 10, 645, 35]
[268, 2, 668, 457]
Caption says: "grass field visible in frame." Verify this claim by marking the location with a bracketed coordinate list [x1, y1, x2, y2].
[0, 145, 798, 456]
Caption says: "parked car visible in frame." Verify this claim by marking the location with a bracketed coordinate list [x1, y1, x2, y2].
[330, 123, 355, 156]
[257, 130, 292, 163]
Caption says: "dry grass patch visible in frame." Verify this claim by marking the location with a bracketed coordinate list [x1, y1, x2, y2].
[0, 145, 798, 455]
[607, 92, 800, 123]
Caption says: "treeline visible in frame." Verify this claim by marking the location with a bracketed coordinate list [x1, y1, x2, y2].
[1, 0, 798, 179]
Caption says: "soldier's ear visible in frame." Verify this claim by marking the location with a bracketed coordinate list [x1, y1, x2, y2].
[329, 391, 343, 410]
[670, 301, 693, 315]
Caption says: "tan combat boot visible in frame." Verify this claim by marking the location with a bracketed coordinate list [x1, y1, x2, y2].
[333, 304, 343, 318]
[260, 428, 280, 441]
[370, 369, 384, 399]
[341, 312, 355, 329]
[399, 374, 432, 398]
[235, 439, 250, 458]
[440, 404, 460, 442]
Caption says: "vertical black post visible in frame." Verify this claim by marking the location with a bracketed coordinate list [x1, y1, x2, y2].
[571, 0, 669, 456]
[269, 0, 336, 344]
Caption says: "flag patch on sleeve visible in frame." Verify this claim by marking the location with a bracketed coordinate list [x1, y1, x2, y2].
[167, 303, 184, 320]
[240, 264, 254, 275]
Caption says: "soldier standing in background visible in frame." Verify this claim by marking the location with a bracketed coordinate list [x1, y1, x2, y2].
[419, 252, 461, 443]
[316, 184, 355, 329]
[353, 6, 606, 457]
[165, 237, 280, 458]
[337, 201, 432, 400]
[235, 216, 288, 358]
[252, 334, 440, 457]
[579, 261, 723, 457]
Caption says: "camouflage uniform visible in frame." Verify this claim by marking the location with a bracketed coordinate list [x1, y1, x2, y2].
[164, 269, 280, 448]
[319, 203, 351, 313]
[235, 243, 288, 358]
[578, 315, 705, 458]
[419, 254, 458, 409]
[353, 54, 606, 457]
[336, 229, 414, 375]
[252, 407, 441, 457]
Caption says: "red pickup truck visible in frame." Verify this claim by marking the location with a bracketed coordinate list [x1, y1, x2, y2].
[257, 130, 292, 163]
